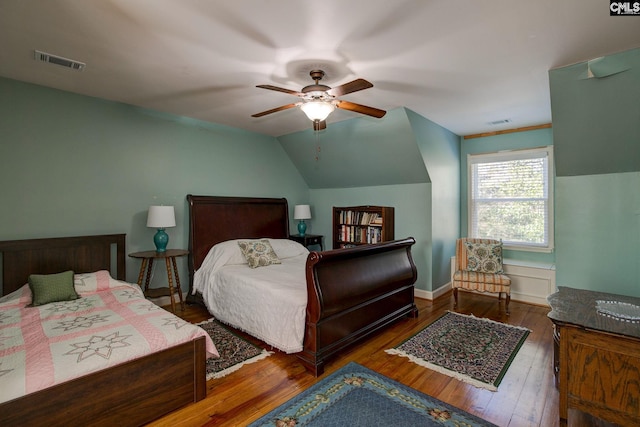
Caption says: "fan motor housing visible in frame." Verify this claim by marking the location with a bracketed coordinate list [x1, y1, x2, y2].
[302, 84, 331, 94]
[302, 70, 330, 94]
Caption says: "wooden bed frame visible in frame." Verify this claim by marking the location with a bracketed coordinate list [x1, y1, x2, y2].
[0, 234, 206, 427]
[187, 195, 418, 375]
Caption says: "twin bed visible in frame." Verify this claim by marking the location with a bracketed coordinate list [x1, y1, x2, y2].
[0, 195, 419, 425]
[0, 234, 217, 427]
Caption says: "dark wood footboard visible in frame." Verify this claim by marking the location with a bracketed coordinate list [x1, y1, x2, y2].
[297, 238, 418, 375]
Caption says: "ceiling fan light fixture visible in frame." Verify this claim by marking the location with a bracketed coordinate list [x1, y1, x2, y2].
[300, 101, 335, 122]
[253, 70, 385, 130]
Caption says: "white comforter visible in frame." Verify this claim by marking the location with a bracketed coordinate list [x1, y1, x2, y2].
[193, 239, 309, 353]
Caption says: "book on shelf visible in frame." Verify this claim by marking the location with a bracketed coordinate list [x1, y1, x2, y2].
[370, 214, 382, 225]
[339, 225, 383, 244]
[338, 210, 382, 226]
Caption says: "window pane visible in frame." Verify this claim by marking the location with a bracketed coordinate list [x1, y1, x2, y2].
[469, 147, 552, 250]
[474, 200, 546, 244]
[474, 159, 546, 199]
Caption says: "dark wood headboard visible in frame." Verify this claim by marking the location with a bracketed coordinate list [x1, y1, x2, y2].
[0, 234, 126, 296]
[186, 195, 290, 287]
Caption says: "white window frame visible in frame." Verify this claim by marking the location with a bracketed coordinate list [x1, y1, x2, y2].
[467, 146, 554, 253]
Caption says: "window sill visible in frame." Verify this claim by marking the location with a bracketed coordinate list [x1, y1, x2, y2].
[503, 244, 554, 254]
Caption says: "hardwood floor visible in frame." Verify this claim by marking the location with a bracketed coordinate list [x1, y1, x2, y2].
[149, 292, 617, 427]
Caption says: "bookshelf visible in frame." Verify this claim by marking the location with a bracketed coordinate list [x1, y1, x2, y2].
[332, 205, 395, 249]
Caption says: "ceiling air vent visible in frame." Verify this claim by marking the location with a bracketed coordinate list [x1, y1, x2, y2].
[487, 119, 511, 126]
[34, 50, 85, 71]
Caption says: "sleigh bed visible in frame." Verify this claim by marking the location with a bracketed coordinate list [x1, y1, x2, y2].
[187, 195, 419, 375]
[0, 234, 213, 427]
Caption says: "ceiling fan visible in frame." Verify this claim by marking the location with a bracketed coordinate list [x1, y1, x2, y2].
[252, 70, 386, 131]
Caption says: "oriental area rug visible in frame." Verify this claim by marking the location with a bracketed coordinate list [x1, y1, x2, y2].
[386, 311, 529, 391]
[249, 362, 496, 426]
[197, 318, 272, 380]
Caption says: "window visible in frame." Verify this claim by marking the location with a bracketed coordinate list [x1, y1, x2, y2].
[468, 146, 553, 252]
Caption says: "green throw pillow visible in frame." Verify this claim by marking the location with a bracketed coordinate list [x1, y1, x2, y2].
[28, 270, 79, 306]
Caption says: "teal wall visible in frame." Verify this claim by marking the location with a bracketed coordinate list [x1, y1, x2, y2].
[550, 48, 640, 177]
[309, 183, 432, 291]
[277, 108, 429, 189]
[550, 47, 640, 297]
[0, 78, 454, 296]
[460, 127, 555, 265]
[555, 172, 640, 295]
[0, 77, 309, 291]
[0, 77, 463, 295]
[406, 109, 460, 291]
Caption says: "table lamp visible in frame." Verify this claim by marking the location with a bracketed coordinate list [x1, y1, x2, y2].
[147, 205, 176, 252]
[294, 204, 312, 237]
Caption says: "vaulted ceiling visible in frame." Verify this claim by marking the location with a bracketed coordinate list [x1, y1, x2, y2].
[1, 1, 639, 137]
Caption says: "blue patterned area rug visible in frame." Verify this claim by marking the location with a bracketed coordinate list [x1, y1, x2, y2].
[386, 311, 530, 391]
[249, 362, 496, 426]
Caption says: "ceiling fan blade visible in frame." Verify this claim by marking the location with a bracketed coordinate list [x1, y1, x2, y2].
[336, 100, 386, 118]
[256, 85, 304, 97]
[313, 120, 327, 131]
[326, 79, 373, 97]
[251, 103, 298, 118]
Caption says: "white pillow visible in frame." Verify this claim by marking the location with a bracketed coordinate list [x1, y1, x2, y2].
[208, 240, 250, 266]
[268, 239, 309, 259]
[199, 238, 310, 273]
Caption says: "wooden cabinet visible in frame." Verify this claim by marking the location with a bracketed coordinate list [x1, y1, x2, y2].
[548, 287, 640, 426]
[332, 205, 394, 249]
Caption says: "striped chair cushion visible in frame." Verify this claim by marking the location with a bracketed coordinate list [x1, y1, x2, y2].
[452, 270, 511, 293]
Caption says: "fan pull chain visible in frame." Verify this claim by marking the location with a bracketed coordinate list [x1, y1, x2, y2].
[315, 129, 321, 161]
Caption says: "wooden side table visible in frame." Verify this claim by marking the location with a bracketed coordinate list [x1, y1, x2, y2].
[129, 249, 188, 312]
[290, 234, 324, 251]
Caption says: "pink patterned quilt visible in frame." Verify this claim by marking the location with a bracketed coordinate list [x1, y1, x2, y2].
[0, 270, 218, 404]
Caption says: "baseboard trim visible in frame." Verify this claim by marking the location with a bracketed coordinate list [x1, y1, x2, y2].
[415, 281, 550, 307]
[414, 283, 451, 301]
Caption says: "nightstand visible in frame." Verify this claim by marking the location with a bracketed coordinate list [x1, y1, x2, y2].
[290, 234, 324, 251]
[128, 249, 188, 312]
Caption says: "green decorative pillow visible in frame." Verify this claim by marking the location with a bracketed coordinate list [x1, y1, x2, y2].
[28, 270, 79, 306]
[465, 241, 504, 274]
[237, 239, 281, 268]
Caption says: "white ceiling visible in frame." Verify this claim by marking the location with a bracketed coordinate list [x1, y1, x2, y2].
[1, 1, 639, 137]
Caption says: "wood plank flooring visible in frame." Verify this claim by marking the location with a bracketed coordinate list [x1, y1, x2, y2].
[148, 292, 617, 427]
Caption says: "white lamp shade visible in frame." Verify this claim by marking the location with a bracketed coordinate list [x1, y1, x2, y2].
[294, 205, 312, 220]
[300, 101, 335, 122]
[146, 205, 176, 228]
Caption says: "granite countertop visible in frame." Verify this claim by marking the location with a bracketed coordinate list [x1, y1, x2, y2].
[547, 286, 640, 340]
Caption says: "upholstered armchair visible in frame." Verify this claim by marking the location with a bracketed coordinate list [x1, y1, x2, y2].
[452, 238, 511, 314]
